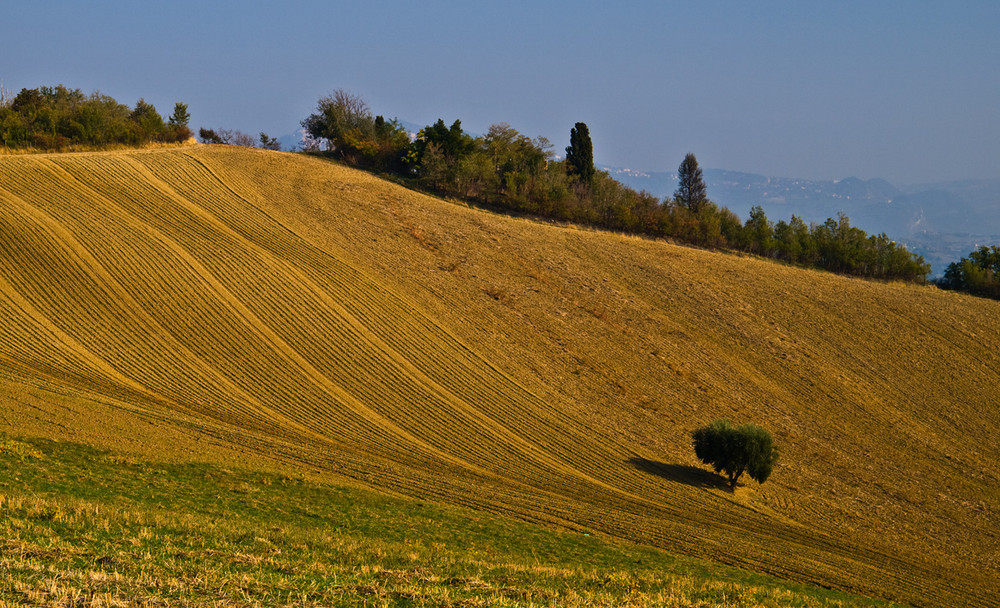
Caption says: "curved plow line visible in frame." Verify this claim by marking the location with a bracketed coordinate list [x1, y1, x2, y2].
[48, 155, 953, 599]
[182, 154, 960, 580]
[0, 343, 147, 409]
[0, 230, 240, 420]
[142, 153, 648, 493]
[122, 154, 600, 487]
[165, 151, 663, 497]
[0, 162, 784, 524]
[2, 161, 300, 434]
[66, 230, 341, 429]
[172, 153, 633, 452]
[2, 151, 965, 605]
[44, 158, 426, 456]
[0, 277, 105, 382]
[130, 158, 540, 428]
[293, 258, 634, 456]
[61, 163, 449, 453]
[51, 154, 492, 477]
[0, 185, 169, 403]
[179, 150, 643, 464]
[171, 152, 749, 496]
[0, 162, 265, 414]
[0, 267, 155, 401]
[29, 159, 374, 447]
[290, 238, 652, 485]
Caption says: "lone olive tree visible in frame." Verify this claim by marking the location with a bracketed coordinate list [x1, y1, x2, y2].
[692, 419, 778, 490]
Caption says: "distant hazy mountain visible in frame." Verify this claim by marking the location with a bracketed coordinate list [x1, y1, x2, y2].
[603, 165, 1000, 275]
[276, 129, 308, 152]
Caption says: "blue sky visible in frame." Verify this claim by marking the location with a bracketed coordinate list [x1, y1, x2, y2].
[3, 1, 998, 184]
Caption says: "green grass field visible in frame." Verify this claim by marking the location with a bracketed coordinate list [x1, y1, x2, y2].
[1, 436, 895, 607]
[0, 146, 998, 606]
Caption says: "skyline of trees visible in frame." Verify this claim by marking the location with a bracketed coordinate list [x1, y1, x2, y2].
[300, 89, 410, 171]
[0, 85, 191, 149]
[0, 84, 935, 285]
[936, 245, 1000, 300]
[297, 90, 931, 283]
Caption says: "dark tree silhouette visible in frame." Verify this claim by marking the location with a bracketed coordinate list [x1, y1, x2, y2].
[565, 122, 595, 184]
[937, 245, 1000, 300]
[259, 132, 281, 150]
[692, 419, 778, 490]
[168, 102, 190, 128]
[675, 153, 707, 212]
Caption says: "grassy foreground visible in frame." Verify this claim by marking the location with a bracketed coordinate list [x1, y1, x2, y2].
[0, 436, 891, 607]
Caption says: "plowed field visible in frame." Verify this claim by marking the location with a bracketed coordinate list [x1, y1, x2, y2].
[1, 146, 997, 606]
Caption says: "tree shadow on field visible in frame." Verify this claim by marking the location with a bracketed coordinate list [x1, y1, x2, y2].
[628, 458, 728, 490]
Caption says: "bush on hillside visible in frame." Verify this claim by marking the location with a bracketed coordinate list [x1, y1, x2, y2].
[301, 89, 411, 171]
[198, 127, 255, 147]
[692, 419, 778, 490]
[198, 128, 224, 144]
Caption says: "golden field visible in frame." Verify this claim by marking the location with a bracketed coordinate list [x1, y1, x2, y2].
[0, 146, 997, 606]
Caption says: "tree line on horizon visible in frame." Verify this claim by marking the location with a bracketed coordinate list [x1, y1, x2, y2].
[301, 90, 931, 283]
[0, 84, 937, 285]
[935, 245, 1000, 300]
[0, 85, 192, 150]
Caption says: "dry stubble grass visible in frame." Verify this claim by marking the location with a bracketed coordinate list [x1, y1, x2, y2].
[0, 146, 997, 606]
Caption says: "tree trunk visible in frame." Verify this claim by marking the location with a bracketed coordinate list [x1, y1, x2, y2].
[728, 470, 742, 490]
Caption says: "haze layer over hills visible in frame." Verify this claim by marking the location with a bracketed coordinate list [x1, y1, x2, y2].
[608, 165, 1000, 275]
[1, 146, 998, 606]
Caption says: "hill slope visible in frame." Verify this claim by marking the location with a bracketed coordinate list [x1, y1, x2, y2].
[1, 146, 998, 606]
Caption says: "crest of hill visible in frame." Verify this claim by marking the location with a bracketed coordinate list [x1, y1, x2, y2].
[0, 146, 998, 607]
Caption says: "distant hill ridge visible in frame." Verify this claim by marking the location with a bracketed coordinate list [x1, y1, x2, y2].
[1, 146, 998, 607]
[605, 164, 1000, 274]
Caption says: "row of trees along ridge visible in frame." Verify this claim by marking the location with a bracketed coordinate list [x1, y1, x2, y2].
[301, 90, 930, 283]
[935, 245, 1000, 300]
[0, 85, 192, 150]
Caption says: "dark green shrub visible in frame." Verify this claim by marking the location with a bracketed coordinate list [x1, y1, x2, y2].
[692, 419, 778, 490]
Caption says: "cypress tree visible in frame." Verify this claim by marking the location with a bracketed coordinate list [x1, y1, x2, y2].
[168, 102, 190, 128]
[565, 122, 595, 184]
[675, 152, 707, 212]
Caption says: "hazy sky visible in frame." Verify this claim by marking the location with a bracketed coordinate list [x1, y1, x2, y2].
[3, 1, 998, 185]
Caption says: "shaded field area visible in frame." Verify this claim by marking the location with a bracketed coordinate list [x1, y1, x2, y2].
[0, 147, 998, 606]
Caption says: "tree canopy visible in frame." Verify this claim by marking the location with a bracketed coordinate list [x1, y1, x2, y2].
[692, 419, 778, 490]
[565, 122, 595, 185]
[300, 89, 410, 171]
[0, 85, 191, 150]
[168, 102, 190, 129]
[674, 153, 707, 212]
[936, 245, 1000, 300]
